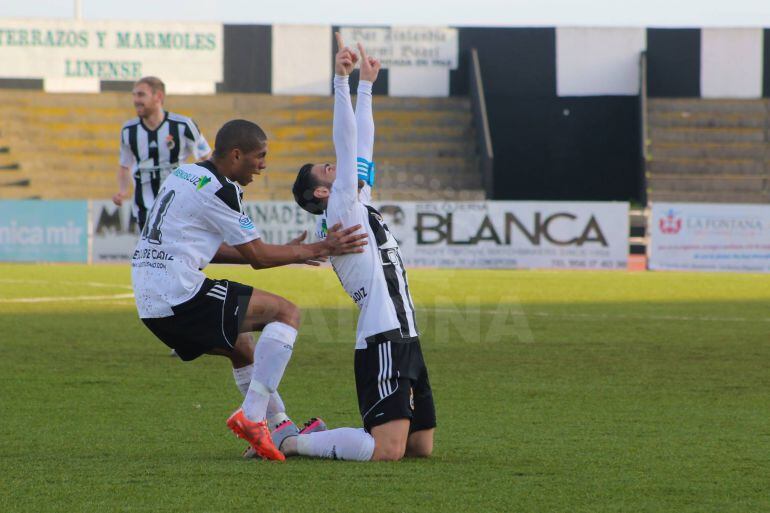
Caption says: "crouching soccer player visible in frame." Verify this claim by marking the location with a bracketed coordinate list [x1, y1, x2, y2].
[131, 119, 367, 461]
[285, 35, 435, 461]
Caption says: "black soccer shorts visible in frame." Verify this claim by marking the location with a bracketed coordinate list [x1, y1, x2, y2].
[354, 333, 436, 433]
[141, 278, 253, 361]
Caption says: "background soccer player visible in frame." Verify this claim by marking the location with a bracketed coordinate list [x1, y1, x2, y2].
[131, 119, 367, 460]
[113, 76, 211, 229]
[287, 35, 436, 461]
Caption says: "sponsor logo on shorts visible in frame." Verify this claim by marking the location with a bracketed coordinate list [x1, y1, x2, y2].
[239, 215, 255, 231]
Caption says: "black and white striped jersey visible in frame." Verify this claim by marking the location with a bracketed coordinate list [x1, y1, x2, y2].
[318, 202, 419, 349]
[316, 75, 418, 349]
[119, 111, 211, 223]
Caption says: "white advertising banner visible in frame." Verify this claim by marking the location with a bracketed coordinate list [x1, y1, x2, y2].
[90, 201, 318, 263]
[242, 202, 319, 244]
[650, 203, 770, 272]
[0, 19, 223, 93]
[373, 201, 629, 269]
[89, 200, 629, 269]
[338, 26, 458, 70]
[91, 201, 140, 263]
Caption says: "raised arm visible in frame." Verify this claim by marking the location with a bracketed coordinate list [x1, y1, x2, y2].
[330, 32, 359, 208]
[355, 42, 381, 201]
[355, 42, 381, 165]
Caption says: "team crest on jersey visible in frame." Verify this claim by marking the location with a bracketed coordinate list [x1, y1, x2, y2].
[384, 249, 397, 264]
[239, 214, 255, 231]
[165, 134, 176, 151]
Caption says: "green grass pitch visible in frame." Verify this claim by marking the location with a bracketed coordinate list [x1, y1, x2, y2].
[1, 264, 769, 512]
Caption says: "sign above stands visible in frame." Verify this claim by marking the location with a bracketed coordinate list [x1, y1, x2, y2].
[0, 19, 223, 93]
[338, 26, 458, 70]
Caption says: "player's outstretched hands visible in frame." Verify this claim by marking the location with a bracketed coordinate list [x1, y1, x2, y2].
[324, 223, 368, 256]
[288, 230, 327, 266]
[335, 32, 358, 76]
[357, 42, 381, 83]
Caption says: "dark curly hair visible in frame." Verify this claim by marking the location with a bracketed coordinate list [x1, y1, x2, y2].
[292, 163, 325, 215]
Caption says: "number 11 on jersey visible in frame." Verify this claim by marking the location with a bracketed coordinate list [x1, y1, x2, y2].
[141, 189, 176, 245]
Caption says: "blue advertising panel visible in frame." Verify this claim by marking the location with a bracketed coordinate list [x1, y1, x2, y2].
[0, 200, 89, 262]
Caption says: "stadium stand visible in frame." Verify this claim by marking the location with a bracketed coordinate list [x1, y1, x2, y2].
[646, 98, 770, 203]
[0, 90, 484, 201]
[0, 136, 27, 194]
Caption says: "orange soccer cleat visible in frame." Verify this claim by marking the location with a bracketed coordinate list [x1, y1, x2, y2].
[226, 408, 285, 461]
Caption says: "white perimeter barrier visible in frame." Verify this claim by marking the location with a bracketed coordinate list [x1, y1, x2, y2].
[649, 202, 770, 272]
[91, 200, 629, 269]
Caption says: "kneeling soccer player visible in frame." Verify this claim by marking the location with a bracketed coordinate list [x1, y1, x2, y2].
[285, 35, 435, 461]
[131, 119, 367, 461]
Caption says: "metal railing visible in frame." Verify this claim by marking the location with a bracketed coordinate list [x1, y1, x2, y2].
[469, 48, 495, 199]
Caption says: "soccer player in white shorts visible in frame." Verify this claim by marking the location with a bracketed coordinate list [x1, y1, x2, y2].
[285, 35, 436, 461]
[131, 119, 367, 460]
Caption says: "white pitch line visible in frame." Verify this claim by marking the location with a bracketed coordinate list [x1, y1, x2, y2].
[0, 293, 134, 304]
[0, 279, 132, 290]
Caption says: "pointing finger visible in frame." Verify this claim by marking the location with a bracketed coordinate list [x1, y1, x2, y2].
[335, 32, 345, 51]
[357, 42, 368, 62]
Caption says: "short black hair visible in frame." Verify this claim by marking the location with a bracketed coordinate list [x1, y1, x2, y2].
[213, 119, 267, 158]
[293, 163, 325, 215]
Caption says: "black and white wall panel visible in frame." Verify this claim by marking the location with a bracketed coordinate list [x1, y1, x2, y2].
[646, 28, 701, 97]
[271, 25, 332, 95]
[220, 24, 271, 93]
[765, 29, 770, 98]
[700, 28, 763, 98]
[450, 27, 557, 98]
[556, 28, 645, 97]
[645, 28, 767, 98]
[447, 28, 559, 200]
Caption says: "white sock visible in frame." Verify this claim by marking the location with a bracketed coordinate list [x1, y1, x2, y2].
[296, 428, 375, 461]
[232, 365, 252, 396]
[241, 322, 297, 422]
[267, 393, 289, 431]
[233, 365, 288, 429]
